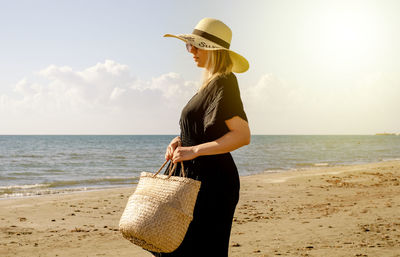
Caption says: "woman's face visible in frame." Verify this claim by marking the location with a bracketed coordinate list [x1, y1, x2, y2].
[187, 44, 208, 68]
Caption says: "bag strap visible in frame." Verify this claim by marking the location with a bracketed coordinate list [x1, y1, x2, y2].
[153, 160, 186, 178]
[174, 141, 186, 177]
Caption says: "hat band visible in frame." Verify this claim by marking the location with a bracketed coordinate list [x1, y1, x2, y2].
[192, 29, 230, 49]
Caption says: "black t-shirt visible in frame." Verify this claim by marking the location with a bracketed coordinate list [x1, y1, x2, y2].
[180, 72, 247, 147]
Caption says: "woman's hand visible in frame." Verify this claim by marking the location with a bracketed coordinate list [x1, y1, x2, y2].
[166, 116, 250, 162]
[172, 146, 199, 163]
[176, 116, 250, 159]
[165, 136, 181, 161]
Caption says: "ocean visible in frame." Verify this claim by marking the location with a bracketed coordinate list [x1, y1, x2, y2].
[1, 135, 400, 198]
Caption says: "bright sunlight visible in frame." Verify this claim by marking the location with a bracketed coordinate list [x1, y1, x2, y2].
[313, 7, 384, 70]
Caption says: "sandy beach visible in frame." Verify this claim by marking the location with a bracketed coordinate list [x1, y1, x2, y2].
[1, 161, 399, 257]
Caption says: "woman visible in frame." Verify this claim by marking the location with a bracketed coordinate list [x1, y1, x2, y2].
[154, 18, 250, 257]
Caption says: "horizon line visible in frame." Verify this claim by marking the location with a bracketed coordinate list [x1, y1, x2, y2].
[0, 134, 392, 136]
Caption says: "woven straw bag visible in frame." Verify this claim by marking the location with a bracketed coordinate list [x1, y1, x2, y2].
[119, 160, 201, 253]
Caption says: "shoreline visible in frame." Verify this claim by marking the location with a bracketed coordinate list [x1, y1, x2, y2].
[2, 158, 400, 200]
[1, 160, 399, 256]
[0, 184, 135, 201]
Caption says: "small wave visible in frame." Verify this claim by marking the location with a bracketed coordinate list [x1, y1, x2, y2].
[45, 169, 65, 173]
[68, 153, 95, 160]
[0, 187, 88, 199]
[9, 171, 43, 176]
[0, 177, 138, 194]
[382, 158, 400, 162]
[0, 175, 18, 180]
[0, 184, 49, 190]
[314, 163, 329, 167]
[296, 163, 314, 167]
[113, 156, 127, 160]
[296, 162, 330, 167]
[46, 177, 138, 188]
[0, 184, 50, 197]
[262, 169, 286, 174]
[11, 154, 44, 159]
[20, 163, 44, 168]
[0, 177, 138, 199]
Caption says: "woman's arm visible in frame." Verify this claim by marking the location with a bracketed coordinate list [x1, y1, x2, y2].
[171, 116, 250, 163]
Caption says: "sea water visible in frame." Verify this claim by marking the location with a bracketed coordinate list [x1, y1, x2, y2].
[1, 135, 399, 198]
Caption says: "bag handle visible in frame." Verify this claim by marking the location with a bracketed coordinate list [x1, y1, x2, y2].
[154, 160, 186, 178]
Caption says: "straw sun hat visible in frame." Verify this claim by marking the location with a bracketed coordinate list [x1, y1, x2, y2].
[164, 18, 249, 73]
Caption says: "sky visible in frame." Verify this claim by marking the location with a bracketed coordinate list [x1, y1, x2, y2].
[0, 0, 399, 135]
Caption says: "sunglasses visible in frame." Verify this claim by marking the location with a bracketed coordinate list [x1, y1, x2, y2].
[185, 43, 198, 52]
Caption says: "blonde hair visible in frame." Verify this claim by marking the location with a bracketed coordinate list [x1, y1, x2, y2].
[200, 50, 233, 90]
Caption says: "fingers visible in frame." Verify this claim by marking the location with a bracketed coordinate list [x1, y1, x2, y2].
[165, 144, 179, 161]
[171, 146, 181, 163]
[167, 144, 193, 163]
[165, 145, 173, 160]
[172, 146, 188, 163]
[165, 148, 169, 160]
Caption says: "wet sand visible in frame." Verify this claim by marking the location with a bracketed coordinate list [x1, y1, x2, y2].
[1, 161, 399, 256]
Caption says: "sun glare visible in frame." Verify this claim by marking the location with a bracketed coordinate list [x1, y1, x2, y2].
[313, 8, 382, 70]
[324, 13, 363, 52]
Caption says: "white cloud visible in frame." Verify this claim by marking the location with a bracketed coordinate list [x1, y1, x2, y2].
[242, 72, 400, 134]
[110, 87, 126, 100]
[1, 60, 399, 134]
[0, 60, 199, 134]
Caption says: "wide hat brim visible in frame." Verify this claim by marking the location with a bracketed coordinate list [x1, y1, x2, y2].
[164, 33, 249, 73]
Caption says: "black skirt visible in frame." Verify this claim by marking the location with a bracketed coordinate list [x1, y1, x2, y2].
[152, 155, 240, 257]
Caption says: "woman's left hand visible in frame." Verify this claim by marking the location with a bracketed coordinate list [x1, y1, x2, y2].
[172, 146, 198, 163]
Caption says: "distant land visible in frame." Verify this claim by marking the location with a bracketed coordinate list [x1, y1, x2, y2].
[375, 133, 399, 136]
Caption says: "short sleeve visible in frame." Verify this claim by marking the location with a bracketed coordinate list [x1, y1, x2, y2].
[203, 74, 248, 139]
